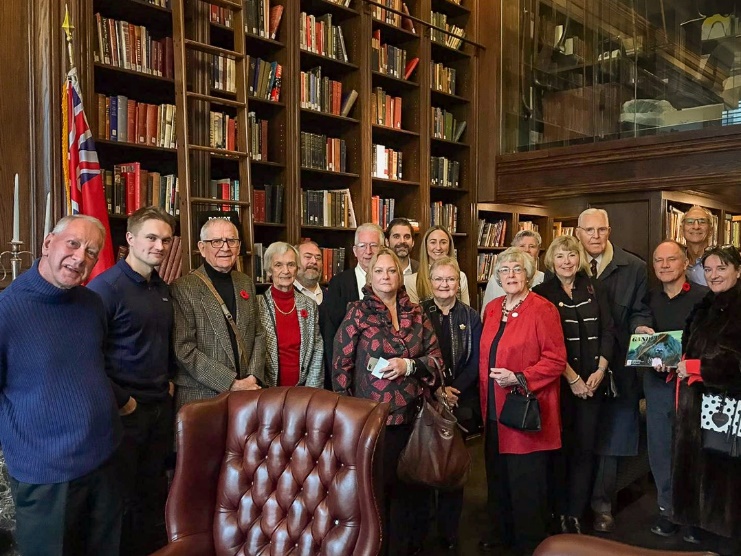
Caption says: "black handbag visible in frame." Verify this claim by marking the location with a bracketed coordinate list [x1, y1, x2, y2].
[498, 373, 541, 432]
[700, 392, 741, 458]
[603, 368, 619, 399]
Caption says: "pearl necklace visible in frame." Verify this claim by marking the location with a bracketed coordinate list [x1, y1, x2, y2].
[502, 292, 528, 319]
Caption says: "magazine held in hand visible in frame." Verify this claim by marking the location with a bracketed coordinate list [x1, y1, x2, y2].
[625, 331, 683, 368]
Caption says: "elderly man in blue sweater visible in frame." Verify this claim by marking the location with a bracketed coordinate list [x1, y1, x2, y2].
[0, 215, 122, 556]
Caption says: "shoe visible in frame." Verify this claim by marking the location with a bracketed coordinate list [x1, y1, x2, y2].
[569, 516, 583, 535]
[559, 515, 569, 534]
[593, 512, 615, 533]
[440, 537, 457, 551]
[650, 516, 679, 537]
[683, 526, 704, 544]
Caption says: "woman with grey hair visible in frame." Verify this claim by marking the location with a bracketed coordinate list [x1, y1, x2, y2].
[479, 247, 566, 554]
[258, 242, 323, 388]
[481, 229, 545, 315]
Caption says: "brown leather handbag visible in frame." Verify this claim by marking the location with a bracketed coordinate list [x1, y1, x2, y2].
[397, 367, 471, 490]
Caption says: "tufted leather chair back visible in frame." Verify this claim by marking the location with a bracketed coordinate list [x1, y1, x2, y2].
[154, 387, 389, 556]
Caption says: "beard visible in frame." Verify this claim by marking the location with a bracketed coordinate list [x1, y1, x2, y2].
[299, 267, 320, 284]
[392, 244, 410, 258]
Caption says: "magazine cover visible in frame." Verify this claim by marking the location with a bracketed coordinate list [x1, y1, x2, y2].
[625, 330, 683, 368]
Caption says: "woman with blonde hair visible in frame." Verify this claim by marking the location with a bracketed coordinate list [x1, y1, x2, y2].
[533, 235, 615, 534]
[405, 225, 470, 305]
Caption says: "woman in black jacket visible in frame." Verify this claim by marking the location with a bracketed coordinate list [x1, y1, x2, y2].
[420, 256, 481, 550]
[533, 235, 615, 534]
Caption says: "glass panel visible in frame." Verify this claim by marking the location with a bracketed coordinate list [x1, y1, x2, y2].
[500, 0, 741, 153]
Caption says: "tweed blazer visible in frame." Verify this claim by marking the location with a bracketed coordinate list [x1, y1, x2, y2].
[171, 266, 266, 410]
[257, 288, 323, 389]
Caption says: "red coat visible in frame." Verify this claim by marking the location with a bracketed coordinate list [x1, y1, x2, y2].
[479, 293, 566, 454]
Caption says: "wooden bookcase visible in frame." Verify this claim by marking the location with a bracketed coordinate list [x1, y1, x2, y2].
[84, 0, 481, 284]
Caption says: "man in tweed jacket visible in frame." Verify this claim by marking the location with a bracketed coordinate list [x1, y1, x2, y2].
[171, 219, 266, 411]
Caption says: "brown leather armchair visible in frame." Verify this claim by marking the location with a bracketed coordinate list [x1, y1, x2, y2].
[150, 387, 389, 556]
[534, 534, 717, 556]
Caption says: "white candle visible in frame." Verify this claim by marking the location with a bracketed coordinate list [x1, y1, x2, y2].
[43, 192, 51, 237]
[12, 174, 19, 242]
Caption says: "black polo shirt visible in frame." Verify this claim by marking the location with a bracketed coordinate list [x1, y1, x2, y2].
[647, 280, 709, 333]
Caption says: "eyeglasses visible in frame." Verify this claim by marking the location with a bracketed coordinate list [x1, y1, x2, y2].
[498, 266, 525, 275]
[202, 238, 240, 249]
[684, 218, 709, 226]
[577, 226, 610, 237]
[431, 276, 458, 285]
[355, 242, 380, 252]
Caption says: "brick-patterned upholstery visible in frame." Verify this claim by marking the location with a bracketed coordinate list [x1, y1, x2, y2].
[151, 387, 389, 556]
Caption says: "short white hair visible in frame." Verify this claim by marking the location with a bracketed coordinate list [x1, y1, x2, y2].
[354, 223, 384, 245]
[578, 208, 610, 227]
[264, 241, 299, 277]
[199, 217, 238, 241]
[512, 229, 542, 247]
[493, 247, 537, 287]
[52, 215, 106, 247]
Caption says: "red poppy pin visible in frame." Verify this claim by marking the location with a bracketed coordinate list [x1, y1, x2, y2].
[682, 282, 691, 292]
[587, 283, 595, 295]
[240, 290, 249, 300]
[300, 309, 309, 318]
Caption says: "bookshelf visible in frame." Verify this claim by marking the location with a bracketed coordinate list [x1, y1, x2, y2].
[89, 0, 179, 262]
[85, 0, 481, 283]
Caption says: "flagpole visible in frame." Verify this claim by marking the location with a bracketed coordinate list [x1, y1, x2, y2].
[62, 5, 74, 215]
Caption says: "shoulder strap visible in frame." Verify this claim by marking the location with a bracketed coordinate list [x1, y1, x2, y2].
[194, 271, 247, 374]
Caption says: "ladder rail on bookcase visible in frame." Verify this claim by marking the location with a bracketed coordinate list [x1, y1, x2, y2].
[172, 0, 253, 273]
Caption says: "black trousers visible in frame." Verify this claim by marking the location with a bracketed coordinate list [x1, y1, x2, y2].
[484, 420, 551, 554]
[116, 397, 173, 556]
[435, 487, 464, 541]
[382, 423, 431, 556]
[10, 457, 122, 556]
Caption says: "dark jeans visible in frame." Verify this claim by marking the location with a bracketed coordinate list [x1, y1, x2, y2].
[116, 397, 173, 556]
[10, 457, 122, 556]
[643, 370, 675, 515]
[435, 487, 464, 542]
[484, 420, 551, 554]
[382, 424, 431, 556]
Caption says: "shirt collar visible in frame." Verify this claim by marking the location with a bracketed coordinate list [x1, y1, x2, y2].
[119, 258, 161, 284]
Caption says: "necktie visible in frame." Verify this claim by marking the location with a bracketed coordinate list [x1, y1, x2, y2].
[590, 258, 598, 277]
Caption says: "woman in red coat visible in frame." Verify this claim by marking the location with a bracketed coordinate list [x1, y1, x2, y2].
[478, 247, 567, 555]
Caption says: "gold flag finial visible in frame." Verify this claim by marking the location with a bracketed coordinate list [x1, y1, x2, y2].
[62, 5, 75, 71]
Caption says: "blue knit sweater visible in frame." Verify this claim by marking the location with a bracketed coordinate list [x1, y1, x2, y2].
[0, 262, 121, 484]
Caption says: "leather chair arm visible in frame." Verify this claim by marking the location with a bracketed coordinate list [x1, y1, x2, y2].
[148, 534, 215, 556]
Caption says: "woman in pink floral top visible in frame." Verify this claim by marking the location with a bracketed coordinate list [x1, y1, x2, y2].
[332, 247, 443, 556]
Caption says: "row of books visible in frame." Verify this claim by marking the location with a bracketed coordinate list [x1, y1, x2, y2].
[371, 196, 396, 229]
[430, 156, 461, 188]
[372, 144, 403, 180]
[431, 62, 457, 95]
[247, 57, 283, 101]
[299, 12, 349, 63]
[156, 236, 182, 285]
[478, 219, 508, 247]
[518, 221, 540, 232]
[104, 165, 179, 217]
[371, 88, 402, 129]
[431, 107, 466, 142]
[553, 222, 575, 237]
[96, 95, 176, 149]
[430, 202, 458, 233]
[300, 133, 348, 173]
[724, 217, 741, 247]
[301, 189, 358, 228]
[252, 183, 285, 224]
[370, 0, 415, 33]
[246, 0, 283, 39]
[208, 5, 233, 27]
[371, 31, 408, 80]
[430, 12, 466, 51]
[248, 113, 269, 161]
[477, 253, 499, 282]
[300, 67, 342, 114]
[93, 14, 174, 78]
[211, 54, 236, 94]
[208, 178, 241, 212]
[253, 243, 269, 283]
[209, 111, 238, 151]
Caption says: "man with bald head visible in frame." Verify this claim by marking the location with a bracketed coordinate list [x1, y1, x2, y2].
[575, 208, 653, 533]
[681, 205, 714, 286]
[0, 215, 123, 555]
[644, 240, 708, 537]
[171, 218, 265, 410]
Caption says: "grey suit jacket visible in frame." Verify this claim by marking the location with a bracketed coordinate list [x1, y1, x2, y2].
[258, 288, 323, 388]
[171, 266, 266, 410]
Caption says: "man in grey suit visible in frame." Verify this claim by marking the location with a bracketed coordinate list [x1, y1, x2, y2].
[171, 218, 265, 411]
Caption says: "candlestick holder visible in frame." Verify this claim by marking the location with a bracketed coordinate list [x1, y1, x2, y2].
[0, 240, 34, 282]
